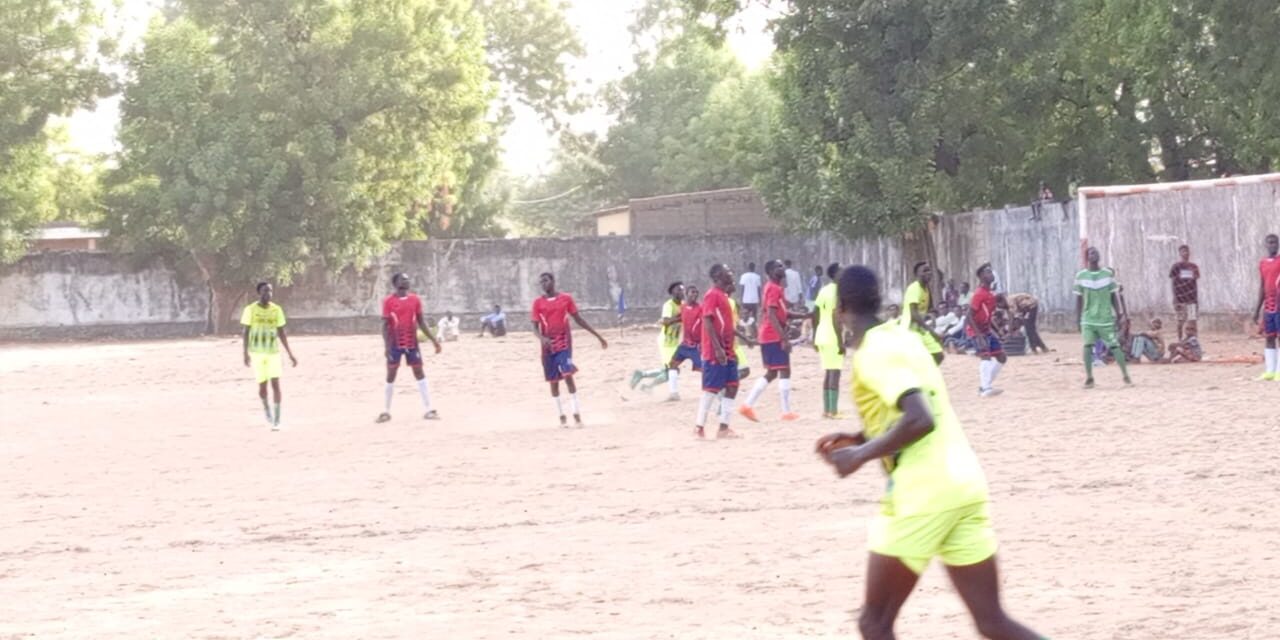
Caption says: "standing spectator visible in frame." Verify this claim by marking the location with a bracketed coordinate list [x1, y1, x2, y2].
[783, 260, 804, 307]
[807, 265, 822, 310]
[1007, 292, 1049, 354]
[1168, 244, 1200, 342]
[738, 262, 762, 324]
[943, 278, 959, 310]
[436, 310, 461, 342]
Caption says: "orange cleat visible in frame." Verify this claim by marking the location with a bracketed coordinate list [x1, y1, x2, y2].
[737, 405, 760, 422]
[780, 412, 801, 422]
[694, 426, 706, 439]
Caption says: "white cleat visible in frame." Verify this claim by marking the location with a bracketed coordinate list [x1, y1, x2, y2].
[979, 388, 1003, 398]
[665, 392, 681, 402]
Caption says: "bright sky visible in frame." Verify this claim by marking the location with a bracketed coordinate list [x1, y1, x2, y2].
[60, 0, 778, 177]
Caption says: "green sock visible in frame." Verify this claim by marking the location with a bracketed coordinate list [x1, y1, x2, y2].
[825, 389, 837, 414]
[1083, 344, 1094, 380]
[273, 403, 281, 424]
[1113, 348, 1131, 381]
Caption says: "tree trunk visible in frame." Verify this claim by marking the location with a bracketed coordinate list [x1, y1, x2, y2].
[191, 251, 245, 335]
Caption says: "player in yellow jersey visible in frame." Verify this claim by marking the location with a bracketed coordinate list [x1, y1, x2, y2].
[816, 266, 1044, 640]
[900, 261, 945, 365]
[241, 282, 298, 430]
[812, 263, 844, 418]
[631, 282, 685, 394]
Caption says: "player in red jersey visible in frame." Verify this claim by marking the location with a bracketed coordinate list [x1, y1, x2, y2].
[966, 263, 1007, 397]
[532, 272, 608, 427]
[696, 264, 742, 439]
[739, 259, 808, 422]
[1254, 233, 1280, 380]
[665, 285, 704, 401]
[377, 273, 442, 423]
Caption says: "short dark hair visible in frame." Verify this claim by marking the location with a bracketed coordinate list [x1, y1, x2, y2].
[976, 263, 992, 278]
[1268, 233, 1279, 241]
[539, 272, 554, 280]
[913, 261, 928, 275]
[747, 261, 756, 269]
[256, 281, 270, 293]
[784, 259, 793, 267]
[391, 272, 407, 285]
[764, 259, 782, 274]
[826, 263, 840, 279]
[709, 263, 726, 279]
[838, 265, 881, 316]
[668, 281, 684, 295]
[1178, 244, 1189, 251]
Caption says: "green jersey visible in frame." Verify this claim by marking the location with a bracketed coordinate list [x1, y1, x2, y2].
[241, 302, 286, 354]
[1074, 268, 1117, 327]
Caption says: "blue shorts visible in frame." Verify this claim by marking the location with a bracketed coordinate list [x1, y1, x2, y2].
[672, 344, 703, 370]
[701, 359, 740, 392]
[387, 345, 423, 367]
[973, 332, 1003, 357]
[760, 341, 790, 370]
[542, 349, 578, 382]
[1265, 311, 1280, 338]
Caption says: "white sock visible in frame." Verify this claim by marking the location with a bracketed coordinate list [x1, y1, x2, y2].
[989, 361, 1004, 388]
[779, 378, 792, 413]
[668, 369, 679, 393]
[384, 382, 395, 413]
[569, 393, 580, 416]
[696, 392, 714, 427]
[979, 360, 992, 390]
[554, 395, 564, 417]
[719, 393, 735, 426]
[746, 377, 769, 406]
[416, 378, 431, 411]
[1266, 348, 1278, 373]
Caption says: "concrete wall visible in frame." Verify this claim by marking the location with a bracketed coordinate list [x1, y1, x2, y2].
[4, 180, 1275, 339]
[629, 188, 776, 235]
[595, 210, 631, 236]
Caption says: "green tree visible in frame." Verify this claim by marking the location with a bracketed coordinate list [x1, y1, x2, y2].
[0, 0, 113, 261]
[104, 1, 493, 331]
[505, 146, 614, 237]
[656, 71, 779, 193]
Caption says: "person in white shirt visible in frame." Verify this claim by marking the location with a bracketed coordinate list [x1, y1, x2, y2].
[784, 259, 804, 307]
[436, 310, 460, 342]
[738, 263, 762, 324]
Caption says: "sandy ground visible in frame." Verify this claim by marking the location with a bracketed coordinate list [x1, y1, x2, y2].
[2, 328, 1278, 639]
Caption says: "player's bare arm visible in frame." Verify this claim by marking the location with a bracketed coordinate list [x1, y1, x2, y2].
[383, 317, 396, 360]
[823, 391, 934, 478]
[1075, 295, 1084, 326]
[704, 309, 726, 364]
[570, 312, 608, 349]
[766, 304, 789, 351]
[416, 310, 441, 354]
[532, 321, 552, 350]
[1255, 277, 1265, 323]
[277, 327, 298, 367]
[242, 326, 252, 366]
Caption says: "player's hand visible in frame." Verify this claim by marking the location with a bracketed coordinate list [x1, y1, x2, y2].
[539, 336, 553, 350]
[599, 336, 609, 350]
[433, 341, 442, 355]
[828, 446, 869, 478]
[289, 354, 298, 367]
[814, 432, 866, 457]
[781, 339, 792, 353]
[385, 348, 391, 361]
[243, 353, 250, 367]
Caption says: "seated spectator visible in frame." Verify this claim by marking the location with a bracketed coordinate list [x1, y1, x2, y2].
[1129, 318, 1166, 363]
[436, 311, 460, 342]
[1168, 320, 1203, 363]
[479, 305, 507, 337]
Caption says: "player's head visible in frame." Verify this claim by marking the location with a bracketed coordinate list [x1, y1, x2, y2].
[710, 263, 734, 290]
[960, 281, 970, 293]
[914, 261, 932, 284]
[1086, 247, 1101, 268]
[976, 263, 995, 286]
[813, 265, 822, 275]
[392, 272, 411, 293]
[764, 259, 783, 281]
[493, 304, 501, 313]
[446, 310, 454, 319]
[837, 265, 881, 325]
[784, 259, 793, 268]
[256, 281, 272, 302]
[668, 281, 684, 299]
[1150, 317, 1163, 331]
[1266, 234, 1279, 256]
[747, 261, 756, 272]
[1178, 244, 1190, 261]
[685, 285, 700, 303]
[826, 262, 840, 280]
[1184, 319, 1198, 336]
[539, 272, 555, 294]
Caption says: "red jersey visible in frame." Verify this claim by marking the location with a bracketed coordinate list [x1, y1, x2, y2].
[532, 292, 578, 353]
[680, 302, 703, 347]
[1261, 256, 1280, 313]
[968, 286, 997, 335]
[383, 293, 423, 348]
[757, 280, 787, 344]
[700, 287, 735, 363]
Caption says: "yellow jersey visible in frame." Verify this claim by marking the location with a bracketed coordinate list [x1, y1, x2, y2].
[814, 282, 839, 347]
[240, 302, 286, 355]
[851, 323, 988, 516]
[899, 280, 929, 330]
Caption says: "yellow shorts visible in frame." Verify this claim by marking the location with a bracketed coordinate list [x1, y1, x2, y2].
[818, 343, 844, 370]
[250, 352, 283, 383]
[661, 344, 679, 366]
[733, 346, 748, 367]
[915, 329, 943, 354]
[868, 501, 997, 574]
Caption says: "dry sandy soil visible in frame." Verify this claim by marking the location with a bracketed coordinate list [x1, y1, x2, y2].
[2, 328, 1278, 639]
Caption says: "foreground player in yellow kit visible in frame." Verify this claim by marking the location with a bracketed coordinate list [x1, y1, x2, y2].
[816, 265, 1045, 640]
